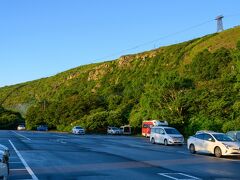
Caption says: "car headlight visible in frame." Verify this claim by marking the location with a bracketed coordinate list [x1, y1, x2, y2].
[223, 143, 232, 149]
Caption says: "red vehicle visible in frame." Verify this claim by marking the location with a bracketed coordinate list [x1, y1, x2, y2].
[142, 120, 168, 137]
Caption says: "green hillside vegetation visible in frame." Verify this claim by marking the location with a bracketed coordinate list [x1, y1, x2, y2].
[0, 26, 240, 135]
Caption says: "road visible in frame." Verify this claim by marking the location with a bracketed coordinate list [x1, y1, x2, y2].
[0, 130, 239, 180]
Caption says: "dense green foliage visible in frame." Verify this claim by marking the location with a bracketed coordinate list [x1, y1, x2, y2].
[0, 26, 240, 135]
[0, 106, 24, 129]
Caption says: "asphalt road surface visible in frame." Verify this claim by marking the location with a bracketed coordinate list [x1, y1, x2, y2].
[0, 130, 239, 180]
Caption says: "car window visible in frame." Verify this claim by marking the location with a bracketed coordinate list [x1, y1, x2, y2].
[195, 133, 204, 140]
[212, 134, 234, 142]
[165, 128, 180, 135]
[159, 128, 164, 134]
[151, 128, 156, 133]
[226, 132, 233, 138]
[155, 128, 160, 134]
[203, 134, 214, 142]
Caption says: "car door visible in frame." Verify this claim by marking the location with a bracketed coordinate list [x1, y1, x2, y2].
[158, 128, 165, 144]
[193, 134, 204, 152]
[154, 128, 161, 143]
[202, 134, 215, 153]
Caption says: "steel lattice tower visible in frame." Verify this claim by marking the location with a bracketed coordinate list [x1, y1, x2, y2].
[215, 15, 224, 32]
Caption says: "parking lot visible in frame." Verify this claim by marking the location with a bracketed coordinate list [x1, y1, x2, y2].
[0, 130, 240, 180]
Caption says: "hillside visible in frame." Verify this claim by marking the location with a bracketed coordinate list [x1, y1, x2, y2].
[0, 26, 240, 135]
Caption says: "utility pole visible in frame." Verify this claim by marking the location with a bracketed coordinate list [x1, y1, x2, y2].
[215, 15, 224, 32]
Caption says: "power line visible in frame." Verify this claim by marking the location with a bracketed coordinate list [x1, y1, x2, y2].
[225, 13, 240, 18]
[94, 14, 239, 62]
[94, 19, 214, 62]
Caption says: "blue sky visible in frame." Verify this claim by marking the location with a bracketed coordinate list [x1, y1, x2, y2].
[0, 0, 239, 87]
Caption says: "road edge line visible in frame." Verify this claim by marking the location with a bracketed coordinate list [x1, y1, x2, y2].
[11, 131, 31, 140]
[8, 140, 38, 180]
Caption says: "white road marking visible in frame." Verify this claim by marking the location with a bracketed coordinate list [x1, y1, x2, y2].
[10, 168, 28, 171]
[9, 161, 22, 163]
[157, 173, 201, 180]
[178, 173, 201, 180]
[158, 173, 179, 180]
[11, 131, 31, 140]
[9, 140, 38, 180]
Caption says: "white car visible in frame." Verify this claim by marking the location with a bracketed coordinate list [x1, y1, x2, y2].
[72, 126, 85, 135]
[17, 124, 26, 130]
[0, 162, 8, 180]
[226, 131, 240, 141]
[150, 126, 184, 145]
[187, 131, 240, 157]
[0, 149, 9, 180]
[107, 127, 121, 135]
[0, 144, 10, 158]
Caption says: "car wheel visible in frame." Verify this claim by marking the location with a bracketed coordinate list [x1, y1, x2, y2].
[151, 138, 155, 144]
[189, 144, 196, 154]
[164, 139, 168, 146]
[214, 146, 222, 158]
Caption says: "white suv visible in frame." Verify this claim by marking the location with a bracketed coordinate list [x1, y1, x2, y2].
[150, 126, 184, 145]
[187, 131, 240, 157]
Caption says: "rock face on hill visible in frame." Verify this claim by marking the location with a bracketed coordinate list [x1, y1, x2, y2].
[0, 26, 240, 135]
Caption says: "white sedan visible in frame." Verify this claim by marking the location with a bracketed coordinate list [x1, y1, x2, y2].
[107, 127, 121, 135]
[0, 162, 8, 180]
[0, 144, 9, 158]
[0, 149, 9, 180]
[17, 124, 26, 130]
[72, 126, 85, 135]
[187, 131, 240, 158]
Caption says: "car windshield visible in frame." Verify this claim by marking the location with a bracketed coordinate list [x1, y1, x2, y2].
[213, 134, 234, 142]
[112, 127, 118, 130]
[165, 128, 180, 135]
[75, 127, 82, 129]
